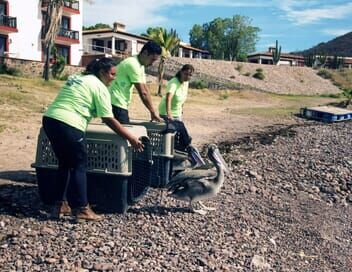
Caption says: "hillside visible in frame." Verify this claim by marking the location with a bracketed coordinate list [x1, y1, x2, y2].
[147, 57, 341, 95]
[294, 31, 352, 57]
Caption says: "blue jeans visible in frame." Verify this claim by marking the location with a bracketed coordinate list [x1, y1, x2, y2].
[160, 115, 192, 151]
[42, 116, 88, 208]
[112, 105, 129, 124]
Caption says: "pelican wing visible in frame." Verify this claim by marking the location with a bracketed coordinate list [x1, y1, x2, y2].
[167, 168, 216, 188]
[168, 177, 209, 196]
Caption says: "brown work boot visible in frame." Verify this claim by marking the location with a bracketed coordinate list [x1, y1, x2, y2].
[50, 201, 72, 219]
[75, 205, 103, 222]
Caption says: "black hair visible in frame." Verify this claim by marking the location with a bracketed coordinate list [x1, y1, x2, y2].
[140, 41, 162, 55]
[84, 57, 116, 78]
[175, 64, 194, 81]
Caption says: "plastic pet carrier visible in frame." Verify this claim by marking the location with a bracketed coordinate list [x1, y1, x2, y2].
[31, 123, 153, 213]
[128, 120, 176, 188]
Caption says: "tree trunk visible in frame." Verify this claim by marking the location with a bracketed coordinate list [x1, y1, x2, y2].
[43, 45, 51, 81]
[157, 58, 165, 96]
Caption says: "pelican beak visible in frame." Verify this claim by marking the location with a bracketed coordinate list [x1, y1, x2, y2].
[213, 148, 230, 174]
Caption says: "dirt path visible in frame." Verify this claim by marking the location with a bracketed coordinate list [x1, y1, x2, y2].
[0, 90, 297, 172]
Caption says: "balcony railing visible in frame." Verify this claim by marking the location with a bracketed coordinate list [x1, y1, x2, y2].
[0, 15, 17, 29]
[63, 1, 79, 11]
[57, 27, 79, 40]
[42, 1, 79, 11]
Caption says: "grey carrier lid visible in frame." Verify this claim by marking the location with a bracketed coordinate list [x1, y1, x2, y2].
[31, 123, 149, 176]
[128, 119, 175, 158]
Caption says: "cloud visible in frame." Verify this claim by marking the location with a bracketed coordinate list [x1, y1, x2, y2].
[277, 1, 352, 25]
[322, 28, 351, 36]
[83, 0, 271, 30]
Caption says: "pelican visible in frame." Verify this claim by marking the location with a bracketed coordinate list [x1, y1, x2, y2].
[167, 144, 230, 215]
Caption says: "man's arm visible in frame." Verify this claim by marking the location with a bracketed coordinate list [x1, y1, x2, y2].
[134, 82, 162, 122]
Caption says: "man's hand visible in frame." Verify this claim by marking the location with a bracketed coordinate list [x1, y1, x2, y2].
[150, 112, 162, 122]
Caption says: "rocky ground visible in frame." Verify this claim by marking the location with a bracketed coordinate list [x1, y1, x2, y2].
[0, 120, 351, 271]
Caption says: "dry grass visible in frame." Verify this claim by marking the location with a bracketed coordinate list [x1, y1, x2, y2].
[0, 75, 344, 133]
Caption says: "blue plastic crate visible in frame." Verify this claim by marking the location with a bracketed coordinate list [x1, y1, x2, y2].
[300, 106, 352, 123]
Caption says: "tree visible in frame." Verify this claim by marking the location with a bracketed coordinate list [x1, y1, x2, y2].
[41, 0, 65, 81]
[146, 27, 180, 96]
[189, 15, 260, 61]
[41, 0, 92, 81]
[189, 24, 204, 49]
[83, 23, 111, 30]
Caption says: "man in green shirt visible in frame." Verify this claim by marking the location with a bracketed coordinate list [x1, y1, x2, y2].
[109, 41, 163, 123]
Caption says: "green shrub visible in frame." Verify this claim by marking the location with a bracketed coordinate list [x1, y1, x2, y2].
[190, 79, 208, 89]
[0, 63, 21, 76]
[235, 64, 243, 72]
[253, 71, 265, 80]
[256, 68, 263, 73]
[218, 91, 229, 100]
[317, 69, 332, 79]
[342, 88, 352, 105]
[243, 72, 251, 77]
[51, 56, 66, 79]
[320, 93, 341, 98]
[0, 124, 6, 133]
[0, 63, 7, 73]
[59, 73, 70, 81]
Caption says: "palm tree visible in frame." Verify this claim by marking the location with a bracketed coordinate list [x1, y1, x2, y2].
[147, 28, 180, 96]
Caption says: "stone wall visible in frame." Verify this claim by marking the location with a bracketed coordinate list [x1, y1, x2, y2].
[0, 56, 343, 95]
[0, 57, 84, 78]
[147, 57, 342, 95]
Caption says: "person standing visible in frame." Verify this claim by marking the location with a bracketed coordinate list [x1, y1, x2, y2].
[109, 41, 163, 123]
[158, 64, 205, 166]
[42, 57, 143, 222]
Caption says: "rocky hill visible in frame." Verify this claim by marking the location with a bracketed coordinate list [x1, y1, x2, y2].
[294, 31, 352, 57]
[147, 57, 341, 95]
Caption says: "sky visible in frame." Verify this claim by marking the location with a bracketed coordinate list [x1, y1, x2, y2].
[83, 0, 352, 53]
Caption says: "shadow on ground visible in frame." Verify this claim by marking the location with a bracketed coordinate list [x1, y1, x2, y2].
[0, 170, 37, 184]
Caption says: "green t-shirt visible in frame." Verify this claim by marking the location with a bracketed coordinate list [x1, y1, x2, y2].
[44, 74, 113, 131]
[158, 77, 189, 117]
[109, 56, 146, 110]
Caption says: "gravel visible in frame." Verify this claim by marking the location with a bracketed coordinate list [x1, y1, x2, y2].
[0, 120, 351, 271]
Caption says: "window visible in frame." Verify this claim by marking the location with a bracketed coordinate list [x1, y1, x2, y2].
[92, 39, 104, 52]
[56, 45, 70, 64]
[0, 36, 6, 56]
[0, 3, 6, 15]
[61, 16, 70, 30]
[107, 40, 125, 52]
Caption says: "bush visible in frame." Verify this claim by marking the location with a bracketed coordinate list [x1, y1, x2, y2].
[243, 72, 251, 77]
[59, 73, 70, 81]
[218, 91, 230, 100]
[51, 56, 66, 79]
[317, 69, 332, 79]
[256, 68, 263, 73]
[320, 93, 341, 98]
[0, 63, 22, 76]
[235, 64, 243, 72]
[253, 71, 265, 80]
[190, 79, 208, 89]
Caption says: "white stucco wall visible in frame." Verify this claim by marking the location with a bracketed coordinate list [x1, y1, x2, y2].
[69, 1, 83, 66]
[7, 0, 42, 61]
[5, 0, 83, 65]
